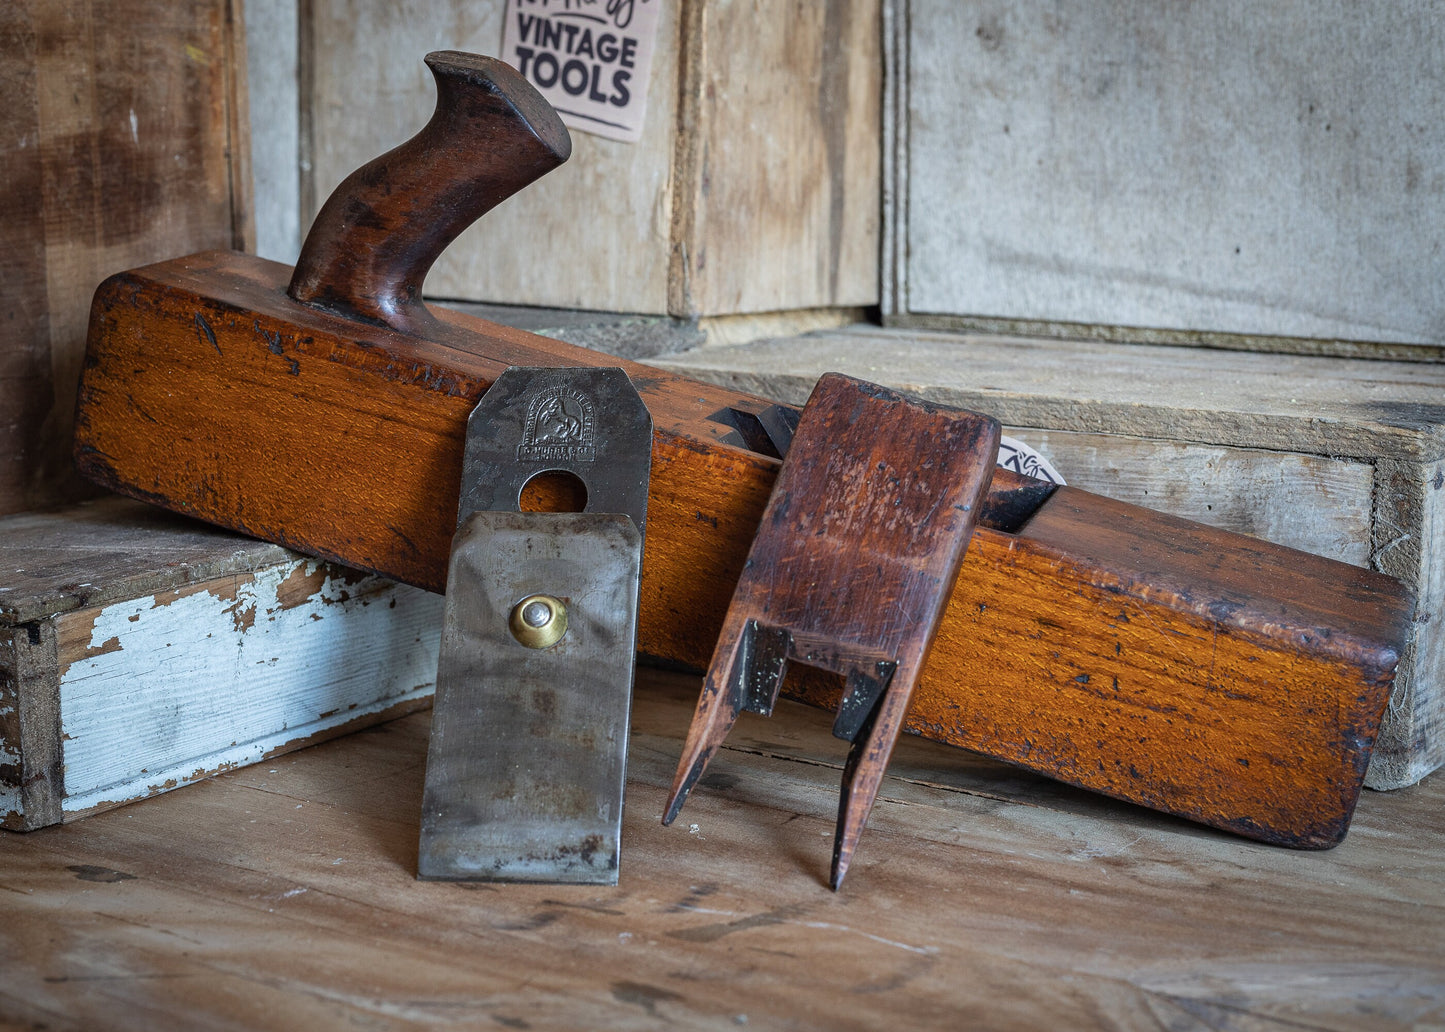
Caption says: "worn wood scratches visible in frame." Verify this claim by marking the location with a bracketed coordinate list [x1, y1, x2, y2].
[1, 670, 1443, 1032]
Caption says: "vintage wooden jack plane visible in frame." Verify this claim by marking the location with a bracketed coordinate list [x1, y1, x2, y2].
[73, 53, 1412, 878]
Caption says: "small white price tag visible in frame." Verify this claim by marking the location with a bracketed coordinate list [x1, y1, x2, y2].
[998, 435, 1065, 485]
[501, 0, 661, 144]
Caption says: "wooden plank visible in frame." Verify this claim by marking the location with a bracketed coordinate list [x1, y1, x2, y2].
[0, 0, 251, 517]
[70, 251, 1411, 846]
[0, 497, 292, 624]
[0, 621, 62, 829]
[889, 0, 1445, 355]
[1007, 429, 1373, 567]
[1369, 456, 1445, 788]
[303, 0, 880, 316]
[657, 324, 1445, 462]
[669, 0, 882, 315]
[1, 669, 1442, 1031]
[304, 0, 681, 314]
[0, 3, 54, 515]
[245, 0, 301, 261]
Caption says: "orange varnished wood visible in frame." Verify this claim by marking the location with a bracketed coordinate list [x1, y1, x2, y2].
[74, 251, 1411, 849]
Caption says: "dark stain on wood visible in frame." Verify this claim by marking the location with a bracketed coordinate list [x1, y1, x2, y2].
[539, 898, 627, 917]
[610, 980, 684, 1016]
[195, 312, 222, 356]
[493, 910, 562, 932]
[668, 903, 811, 944]
[67, 864, 135, 883]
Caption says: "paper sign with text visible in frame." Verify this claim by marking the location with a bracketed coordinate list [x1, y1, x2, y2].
[501, 0, 660, 144]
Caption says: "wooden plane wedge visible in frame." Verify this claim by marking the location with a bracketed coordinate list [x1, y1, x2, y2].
[73, 51, 1413, 854]
[664, 372, 1003, 891]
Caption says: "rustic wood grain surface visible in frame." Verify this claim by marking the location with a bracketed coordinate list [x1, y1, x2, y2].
[657, 325, 1445, 463]
[0, 0, 250, 516]
[0, 497, 291, 626]
[1, 667, 1441, 1031]
[667, 0, 882, 316]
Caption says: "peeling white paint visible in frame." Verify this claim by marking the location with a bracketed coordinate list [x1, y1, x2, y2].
[0, 780, 19, 821]
[128, 109, 138, 144]
[57, 561, 442, 811]
[1, 646, 20, 818]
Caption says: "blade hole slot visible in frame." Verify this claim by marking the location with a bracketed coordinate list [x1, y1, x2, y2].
[519, 469, 589, 513]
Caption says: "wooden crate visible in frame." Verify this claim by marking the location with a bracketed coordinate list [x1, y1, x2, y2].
[883, 0, 1445, 358]
[301, 0, 880, 317]
[654, 325, 1445, 789]
[0, 0, 252, 516]
[1, 499, 442, 830]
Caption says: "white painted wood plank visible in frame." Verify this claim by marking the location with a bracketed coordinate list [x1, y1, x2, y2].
[899, 1, 1445, 347]
[54, 562, 441, 814]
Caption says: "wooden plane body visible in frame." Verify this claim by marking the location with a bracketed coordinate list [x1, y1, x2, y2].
[74, 248, 1412, 849]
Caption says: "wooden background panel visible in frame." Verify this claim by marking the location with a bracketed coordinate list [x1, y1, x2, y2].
[0, 0, 250, 517]
[671, 0, 882, 316]
[304, 0, 681, 315]
[304, 0, 880, 317]
[0, 7, 51, 519]
[894, 1, 1445, 352]
[1369, 456, 1445, 790]
[245, 0, 301, 262]
[1015, 429, 1375, 567]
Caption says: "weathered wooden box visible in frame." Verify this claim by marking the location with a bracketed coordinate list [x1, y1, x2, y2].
[296, 0, 880, 318]
[1, 499, 442, 830]
[656, 326, 1445, 789]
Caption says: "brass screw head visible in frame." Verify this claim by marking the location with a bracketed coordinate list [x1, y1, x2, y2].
[509, 594, 567, 649]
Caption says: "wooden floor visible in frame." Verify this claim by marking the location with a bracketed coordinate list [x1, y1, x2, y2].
[3, 668, 1443, 1031]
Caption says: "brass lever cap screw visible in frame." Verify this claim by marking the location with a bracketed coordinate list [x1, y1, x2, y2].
[509, 594, 567, 649]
